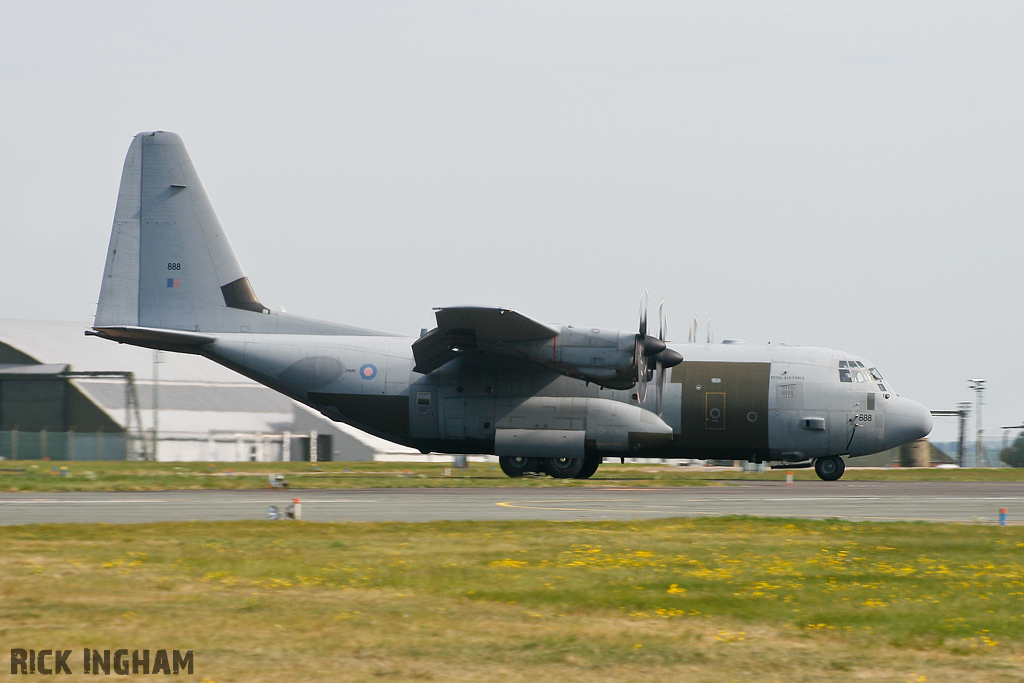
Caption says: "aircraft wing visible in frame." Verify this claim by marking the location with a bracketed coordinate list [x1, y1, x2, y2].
[412, 307, 559, 374]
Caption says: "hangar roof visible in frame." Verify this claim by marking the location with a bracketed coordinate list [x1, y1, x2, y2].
[0, 319, 248, 384]
[0, 319, 415, 456]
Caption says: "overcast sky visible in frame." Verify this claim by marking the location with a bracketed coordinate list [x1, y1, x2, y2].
[1, 1, 1022, 445]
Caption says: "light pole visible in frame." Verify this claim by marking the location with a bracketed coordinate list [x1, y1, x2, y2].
[968, 379, 985, 467]
[957, 401, 971, 467]
[153, 349, 162, 461]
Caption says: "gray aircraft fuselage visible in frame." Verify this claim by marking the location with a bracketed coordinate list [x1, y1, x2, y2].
[194, 332, 925, 461]
[91, 132, 933, 479]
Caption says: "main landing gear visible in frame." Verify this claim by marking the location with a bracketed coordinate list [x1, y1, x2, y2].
[498, 454, 603, 480]
[813, 455, 846, 481]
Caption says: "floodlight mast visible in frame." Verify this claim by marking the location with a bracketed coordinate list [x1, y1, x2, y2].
[930, 403, 973, 467]
[968, 379, 985, 467]
[957, 401, 972, 467]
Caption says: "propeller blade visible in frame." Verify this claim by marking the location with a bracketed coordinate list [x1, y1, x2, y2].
[688, 315, 698, 344]
[638, 289, 649, 338]
[656, 358, 669, 415]
[635, 342, 648, 402]
[658, 299, 666, 342]
[706, 317, 714, 344]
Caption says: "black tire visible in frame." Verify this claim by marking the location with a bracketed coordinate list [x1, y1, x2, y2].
[499, 456, 537, 478]
[575, 453, 603, 479]
[814, 455, 846, 481]
[544, 457, 585, 479]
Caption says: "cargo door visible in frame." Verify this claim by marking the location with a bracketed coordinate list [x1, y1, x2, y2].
[672, 361, 770, 454]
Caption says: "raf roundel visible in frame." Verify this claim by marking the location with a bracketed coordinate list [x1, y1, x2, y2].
[359, 364, 377, 380]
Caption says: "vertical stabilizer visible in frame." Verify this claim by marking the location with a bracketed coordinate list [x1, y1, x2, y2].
[95, 131, 266, 332]
[95, 131, 387, 338]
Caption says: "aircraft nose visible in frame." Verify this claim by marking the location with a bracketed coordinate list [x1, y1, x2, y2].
[884, 397, 933, 450]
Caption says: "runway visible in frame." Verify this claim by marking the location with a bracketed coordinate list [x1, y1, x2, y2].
[1, 481, 1021, 526]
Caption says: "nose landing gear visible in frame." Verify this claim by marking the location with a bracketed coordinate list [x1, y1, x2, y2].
[814, 455, 846, 481]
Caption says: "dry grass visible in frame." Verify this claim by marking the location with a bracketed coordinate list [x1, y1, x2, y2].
[2, 517, 1024, 681]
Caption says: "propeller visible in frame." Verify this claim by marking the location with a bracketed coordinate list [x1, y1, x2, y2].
[687, 315, 698, 344]
[634, 292, 683, 413]
[634, 290, 656, 402]
[654, 299, 683, 414]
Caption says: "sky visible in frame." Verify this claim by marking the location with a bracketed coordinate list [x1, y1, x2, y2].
[1, 1, 1022, 446]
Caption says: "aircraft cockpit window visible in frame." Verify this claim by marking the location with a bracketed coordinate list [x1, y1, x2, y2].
[869, 367, 883, 380]
[839, 369, 852, 382]
[838, 361, 848, 368]
[878, 383, 887, 392]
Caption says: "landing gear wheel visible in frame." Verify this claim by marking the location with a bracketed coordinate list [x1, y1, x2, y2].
[499, 456, 538, 478]
[814, 456, 846, 481]
[575, 453, 603, 479]
[544, 457, 585, 479]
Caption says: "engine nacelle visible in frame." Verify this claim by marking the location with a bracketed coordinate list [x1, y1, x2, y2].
[494, 396, 673, 459]
[506, 327, 637, 389]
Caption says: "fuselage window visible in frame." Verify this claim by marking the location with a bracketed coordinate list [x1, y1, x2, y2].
[839, 369, 852, 382]
[878, 383, 886, 392]
[416, 392, 432, 406]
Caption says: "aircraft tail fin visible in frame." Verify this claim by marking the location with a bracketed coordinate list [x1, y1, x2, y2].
[95, 131, 268, 332]
[95, 131, 393, 339]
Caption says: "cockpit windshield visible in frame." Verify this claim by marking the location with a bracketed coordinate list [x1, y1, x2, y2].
[838, 361, 886, 390]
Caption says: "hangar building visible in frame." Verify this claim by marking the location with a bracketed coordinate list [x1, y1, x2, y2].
[0, 319, 416, 462]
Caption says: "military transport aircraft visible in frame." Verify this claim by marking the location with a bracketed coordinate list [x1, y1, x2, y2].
[89, 132, 932, 480]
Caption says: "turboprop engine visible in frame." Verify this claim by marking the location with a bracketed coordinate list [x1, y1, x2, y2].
[505, 327, 640, 389]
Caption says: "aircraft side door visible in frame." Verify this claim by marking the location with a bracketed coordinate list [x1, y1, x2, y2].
[409, 381, 439, 439]
[444, 397, 465, 439]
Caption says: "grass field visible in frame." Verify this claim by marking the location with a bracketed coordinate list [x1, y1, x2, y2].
[1, 459, 1022, 492]
[2, 517, 1024, 682]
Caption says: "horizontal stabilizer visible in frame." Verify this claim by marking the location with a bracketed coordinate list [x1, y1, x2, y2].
[88, 326, 216, 353]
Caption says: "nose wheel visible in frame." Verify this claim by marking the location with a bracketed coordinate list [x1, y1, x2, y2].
[814, 456, 846, 481]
